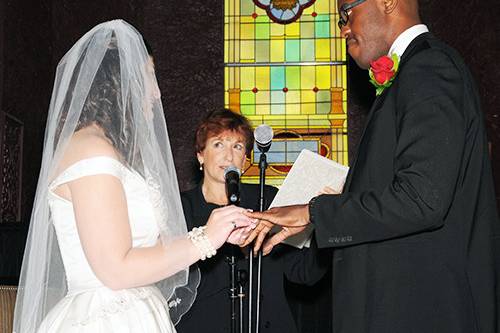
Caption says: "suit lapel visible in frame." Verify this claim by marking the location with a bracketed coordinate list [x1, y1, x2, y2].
[344, 33, 432, 191]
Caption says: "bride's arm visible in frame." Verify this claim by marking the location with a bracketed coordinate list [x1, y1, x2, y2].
[69, 172, 251, 290]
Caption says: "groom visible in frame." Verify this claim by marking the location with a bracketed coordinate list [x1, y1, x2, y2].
[243, 0, 500, 332]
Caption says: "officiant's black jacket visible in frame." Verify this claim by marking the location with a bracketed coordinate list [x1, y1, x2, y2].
[176, 183, 330, 333]
[309, 33, 500, 332]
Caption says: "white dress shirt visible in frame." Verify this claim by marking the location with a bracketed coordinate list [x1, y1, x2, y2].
[388, 24, 429, 58]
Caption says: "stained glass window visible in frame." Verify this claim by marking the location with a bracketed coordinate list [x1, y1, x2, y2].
[225, 0, 348, 185]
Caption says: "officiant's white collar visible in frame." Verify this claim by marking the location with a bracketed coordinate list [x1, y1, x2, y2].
[388, 24, 429, 58]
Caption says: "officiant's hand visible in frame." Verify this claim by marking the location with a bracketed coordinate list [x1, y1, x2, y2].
[242, 204, 310, 255]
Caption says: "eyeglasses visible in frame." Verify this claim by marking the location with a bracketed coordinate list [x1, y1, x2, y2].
[338, 0, 367, 30]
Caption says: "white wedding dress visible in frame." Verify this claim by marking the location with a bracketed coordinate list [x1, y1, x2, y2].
[38, 156, 176, 332]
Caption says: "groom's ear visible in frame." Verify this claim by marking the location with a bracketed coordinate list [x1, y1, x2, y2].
[382, 0, 398, 14]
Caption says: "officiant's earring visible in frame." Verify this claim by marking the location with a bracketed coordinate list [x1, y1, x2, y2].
[199, 163, 203, 171]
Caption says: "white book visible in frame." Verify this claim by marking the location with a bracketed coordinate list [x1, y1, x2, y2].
[269, 149, 349, 248]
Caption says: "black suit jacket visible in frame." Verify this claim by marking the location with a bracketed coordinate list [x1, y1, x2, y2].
[310, 33, 500, 332]
[177, 183, 330, 333]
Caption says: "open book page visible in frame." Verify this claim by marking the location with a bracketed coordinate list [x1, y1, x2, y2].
[269, 149, 349, 248]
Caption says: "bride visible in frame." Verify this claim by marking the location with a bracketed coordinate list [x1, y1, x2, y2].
[13, 20, 254, 332]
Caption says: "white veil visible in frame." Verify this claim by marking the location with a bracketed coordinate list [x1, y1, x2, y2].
[13, 19, 199, 332]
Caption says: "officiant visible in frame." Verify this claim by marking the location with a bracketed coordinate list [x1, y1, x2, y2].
[176, 109, 330, 333]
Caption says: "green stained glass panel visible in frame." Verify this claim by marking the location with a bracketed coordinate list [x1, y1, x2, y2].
[316, 90, 330, 102]
[315, 14, 330, 38]
[316, 101, 331, 114]
[255, 23, 270, 39]
[286, 66, 300, 90]
[241, 104, 255, 115]
[241, 91, 255, 105]
[270, 67, 285, 90]
[285, 40, 300, 62]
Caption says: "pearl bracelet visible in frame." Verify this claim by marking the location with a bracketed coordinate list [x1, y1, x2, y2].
[188, 226, 217, 260]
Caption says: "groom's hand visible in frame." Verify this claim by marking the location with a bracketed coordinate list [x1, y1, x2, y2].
[242, 204, 310, 254]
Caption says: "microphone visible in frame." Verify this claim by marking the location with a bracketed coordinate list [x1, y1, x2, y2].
[254, 124, 273, 153]
[224, 166, 241, 205]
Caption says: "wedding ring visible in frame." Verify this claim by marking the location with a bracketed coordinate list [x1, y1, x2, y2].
[231, 221, 237, 229]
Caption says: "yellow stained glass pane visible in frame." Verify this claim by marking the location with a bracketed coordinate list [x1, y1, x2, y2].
[300, 22, 314, 38]
[330, 39, 339, 61]
[342, 66, 347, 91]
[302, 6, 314, 15]
[301, 90, 316, 103]
[270, 22, 284, 37]
[316, 66, 331, 89]
[256, 91, 270, 105]
[256, 104, 271, 115]
[285, 91, 300, 104]
[286, 102, 301, 115]
[240, 67, 255, 90]
[285, 22, 300, 38]
[315, 39, 330, 60]
[341, 38, 347, 61]
[301, 102, 316, 115]
[240, 40, 254, 60]
[330, 14, 339, 37]
[234, 0, 240, 16]
[315, 0, 330, 13]
[331, 66, 339, 87]
[300, 66, 315, 89]
[224, 67, 229, 89]
[240, 16, 255, 23]
[270, 40, 285, 62]
[240, 23, 254, 40]
[256, 67, 270, 90]
[255, 6, 267, 16]
[224, 40, 229, 63]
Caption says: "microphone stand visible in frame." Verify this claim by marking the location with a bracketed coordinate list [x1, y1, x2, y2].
[249, 152, 268, 333]
[237, 269, 248, 333]
[225, 168, 241, 333]
[228, 247, 238, 333]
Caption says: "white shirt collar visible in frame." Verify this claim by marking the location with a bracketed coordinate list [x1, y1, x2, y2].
[388, 24, 429, 57]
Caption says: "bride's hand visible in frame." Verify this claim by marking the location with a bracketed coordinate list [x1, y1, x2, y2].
[204, 205, 255, 249]
[226, 222, 256, 245]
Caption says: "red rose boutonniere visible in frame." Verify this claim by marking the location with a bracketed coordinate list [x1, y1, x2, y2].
[369, 54, 400, 96]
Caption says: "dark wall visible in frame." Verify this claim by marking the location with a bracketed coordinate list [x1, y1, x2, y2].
[420, 0, 500, 207]
[142, 0, 225, 191]
[3, 0, 52, 223]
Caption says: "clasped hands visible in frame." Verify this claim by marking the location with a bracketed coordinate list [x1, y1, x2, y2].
[240, 204, 311, 255]
[238, 186, 338, 255]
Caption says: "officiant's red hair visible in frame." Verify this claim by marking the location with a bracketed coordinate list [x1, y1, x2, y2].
[195, 109, 254, 156]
